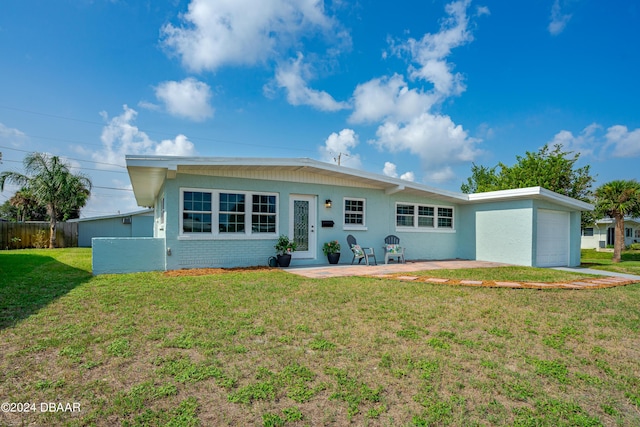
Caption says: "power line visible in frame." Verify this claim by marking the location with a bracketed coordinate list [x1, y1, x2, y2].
[0, 104, 317, 154]
[93, 186, 133, 191]
[0, 145, 127, 169]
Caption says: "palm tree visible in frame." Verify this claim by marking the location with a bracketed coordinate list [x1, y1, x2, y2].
[9, 189, 47, 222]
[594, 179, 640, 263]
[0, 153, 92, 248]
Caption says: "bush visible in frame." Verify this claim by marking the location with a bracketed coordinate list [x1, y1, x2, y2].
[32, 230, 48, 249]
[628, 243, 640, 251]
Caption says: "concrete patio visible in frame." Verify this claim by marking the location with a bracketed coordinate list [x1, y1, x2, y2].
[285, 259, 510, 279]
[283, 259, 640, 290]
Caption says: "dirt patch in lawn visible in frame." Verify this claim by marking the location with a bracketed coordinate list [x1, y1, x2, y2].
[163, 266, 275, 277]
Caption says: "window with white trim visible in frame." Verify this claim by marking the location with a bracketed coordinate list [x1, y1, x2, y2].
[344, 198, 365, 227]
[251, 194, 277, 233]
[626, 228, 633, 238]
[219, 193, 246, 233]
[181, 189, 278, 237]
[396, 203, 454, 230]
[438, 207, 453, 228]
[183, 191, 212, 233]
[582, 227, 594, 237]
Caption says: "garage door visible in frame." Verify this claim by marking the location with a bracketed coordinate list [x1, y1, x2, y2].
[536, 210, 570, 267]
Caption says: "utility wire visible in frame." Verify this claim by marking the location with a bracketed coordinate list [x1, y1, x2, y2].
[0, 105, 317, 153]
[0, 144, 127, 169]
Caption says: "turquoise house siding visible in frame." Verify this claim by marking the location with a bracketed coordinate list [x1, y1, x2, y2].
[157, 173, 461, 270]
[92, 237, 165, 274]
[75, 211, 153, 247]
[473, 200, 534, 266]
[468, 199, 583, 267]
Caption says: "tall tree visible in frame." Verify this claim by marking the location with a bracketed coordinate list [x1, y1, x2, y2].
[0, 153, 92, 248]
[461, 144, 595, 227]
[461, 144, 594, 198]
[594, 180, 640, 263]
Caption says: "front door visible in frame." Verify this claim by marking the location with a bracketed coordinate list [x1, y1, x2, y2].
[289, 195, 317, 259]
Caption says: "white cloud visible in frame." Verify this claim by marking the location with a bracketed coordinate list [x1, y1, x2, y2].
[319, 128, 361, 168]
[382, 161, 415, 181]
[155, 134, 196, 156]
[549, 122, 640, 159]
[390, 0, 476, 99]
[373, 112, 481, 176]
[476, 6, 491, 17]
[605, 125, 640, 158]
[354, 0, 484, 182]
[427, 166, 456, 183]
[273, 53, 348, 111]
[161, 0, 338, 72]
[94, 105, 197, 168]
[401, 171, 416, 181]
[154, 77, 214, 121]
[549, 123, 600, 157]
[350, 74, 436, 124]
[383, 161, 397, 177]
[548, 0, 572, 36]
[0, 123, 28, 147]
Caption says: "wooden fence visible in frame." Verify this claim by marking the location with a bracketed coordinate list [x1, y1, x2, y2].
[0, 222, 78, 249]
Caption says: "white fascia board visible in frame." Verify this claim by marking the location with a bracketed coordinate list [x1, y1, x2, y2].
[467, 186, 594, 211]
[70, 208, 153, 222]
[595, 217, 640, 225]
[124, 155, 469, 203]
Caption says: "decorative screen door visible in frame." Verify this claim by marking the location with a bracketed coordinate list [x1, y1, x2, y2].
[289, 195, 317, 259]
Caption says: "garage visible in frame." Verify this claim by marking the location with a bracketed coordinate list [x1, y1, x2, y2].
[536, 209, 570, 267]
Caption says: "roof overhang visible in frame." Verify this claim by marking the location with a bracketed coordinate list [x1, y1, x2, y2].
[467, 187, 594, 211]
[125, 156, 594, 212]
[125, 156, 469, 207]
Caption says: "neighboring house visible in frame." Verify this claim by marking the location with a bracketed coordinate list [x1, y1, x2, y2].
[581, 217, 640, 250]
[71, 209, 153, 247]
[92, 156, 593, 274]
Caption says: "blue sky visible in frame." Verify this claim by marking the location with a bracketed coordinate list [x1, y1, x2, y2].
[0, 0, 638, 217]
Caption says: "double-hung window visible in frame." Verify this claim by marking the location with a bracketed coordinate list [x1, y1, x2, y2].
[344, 198, 366, 228]
[396, 203, 454, 231]
[219, 193, 246, 233]
[183, 191, 212, 233]
[251, 194, 277, 233]
[437, 207, 453, 228]
[181, 189, 277, 237]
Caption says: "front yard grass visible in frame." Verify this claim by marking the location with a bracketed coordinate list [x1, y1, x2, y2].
[1, 249, 639, 426]
[581, 249, 640, 276]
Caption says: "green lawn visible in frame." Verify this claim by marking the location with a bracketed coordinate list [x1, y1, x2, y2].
[1, 249, 639, 426]
[581, 249, 640, 276]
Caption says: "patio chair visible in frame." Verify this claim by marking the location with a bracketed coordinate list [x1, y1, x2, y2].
[383, 235, 405, 264]
[346, 234, 377, 265]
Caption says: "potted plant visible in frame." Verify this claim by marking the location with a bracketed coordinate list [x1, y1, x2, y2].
[274, 234, 297, 267]
[322, 240, 341, 264]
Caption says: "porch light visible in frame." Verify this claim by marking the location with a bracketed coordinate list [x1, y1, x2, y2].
[325, 199, 332, 208]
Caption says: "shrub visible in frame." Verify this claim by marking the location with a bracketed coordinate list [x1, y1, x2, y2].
[32, 230, 48, 249]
